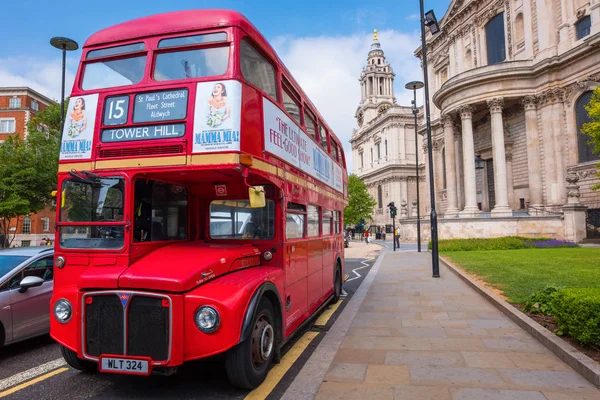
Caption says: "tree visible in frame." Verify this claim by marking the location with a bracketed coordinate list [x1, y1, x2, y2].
[0, 103, 61, 247]
[582, 88, 600, 190]
[344, 174, 377, 226]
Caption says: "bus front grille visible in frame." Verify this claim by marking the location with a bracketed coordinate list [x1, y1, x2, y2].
[84, 293, 171, 362]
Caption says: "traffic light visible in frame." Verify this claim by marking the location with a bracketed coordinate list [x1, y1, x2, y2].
[388, 202, 397, 218]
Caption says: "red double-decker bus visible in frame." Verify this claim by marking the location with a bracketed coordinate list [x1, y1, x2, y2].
[50, 9, 348, 389]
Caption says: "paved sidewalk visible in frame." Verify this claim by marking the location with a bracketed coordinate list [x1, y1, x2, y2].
[286, 251, 600, 400]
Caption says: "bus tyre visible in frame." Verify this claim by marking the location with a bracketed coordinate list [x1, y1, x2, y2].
[332, 266, 342, 304]
[60, 346, 97, 373]
[226, 299, 275, 389]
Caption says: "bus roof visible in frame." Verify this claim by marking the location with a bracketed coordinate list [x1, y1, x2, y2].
[84, 9, 344, 160]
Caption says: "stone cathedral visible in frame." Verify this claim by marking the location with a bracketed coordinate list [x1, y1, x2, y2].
[352, 0, 600, 242]
[350, 31, 427, 233]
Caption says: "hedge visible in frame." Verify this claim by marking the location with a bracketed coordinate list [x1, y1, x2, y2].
[430, 236, 575, 252]
[551, 288, 600, 347]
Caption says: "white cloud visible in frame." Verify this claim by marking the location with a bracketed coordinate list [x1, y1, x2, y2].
[406, 13, 420, 20]
[271, 29, 422, 172]
[0, 55, 77, 102]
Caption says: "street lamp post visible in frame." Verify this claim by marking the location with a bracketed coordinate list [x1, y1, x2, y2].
[50, 37, 79, 135]
[419, 3, 441, 277]
[405, 81, 424, 252]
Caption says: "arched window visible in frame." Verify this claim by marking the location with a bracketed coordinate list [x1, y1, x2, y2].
[486, 12, 506, 65]
[442, 148, 447, 189]
[515, 13, 524, 43]
[575, 91, 599, 163]
[377, 185, 383, 209]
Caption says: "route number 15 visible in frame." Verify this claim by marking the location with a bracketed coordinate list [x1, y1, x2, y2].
[103, 96, 129, 126]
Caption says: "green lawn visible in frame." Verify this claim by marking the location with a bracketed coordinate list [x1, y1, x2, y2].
[444, 248, 600, 304]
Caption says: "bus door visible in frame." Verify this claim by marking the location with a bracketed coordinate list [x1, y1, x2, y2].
[283, 203, 308, 331]
[321, 210, 335, 297]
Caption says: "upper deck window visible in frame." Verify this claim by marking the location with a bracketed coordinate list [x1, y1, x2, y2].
[282, 81, 301, 124]
[240, 39, 278, 100]
[154, 47, 228, 81]
[82, 56, 146, 90]
[158, 32, 227, 48]
[304, 108, 317, 140]
[319, 126, 329, 151]
[86, 42, 145, 59]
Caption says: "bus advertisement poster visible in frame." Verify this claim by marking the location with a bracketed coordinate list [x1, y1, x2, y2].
[263, 97, 343, 193]
[193, 80, 241, 153]
[59, 93, 99, 160]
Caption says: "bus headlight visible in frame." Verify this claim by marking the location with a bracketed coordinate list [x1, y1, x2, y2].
[194, 306, 220, 333]
[54, 299, 72, 323]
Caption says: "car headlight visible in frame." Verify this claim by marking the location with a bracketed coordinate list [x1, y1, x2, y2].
[194, 306, 220, 333]
[53, 299, 72, 323]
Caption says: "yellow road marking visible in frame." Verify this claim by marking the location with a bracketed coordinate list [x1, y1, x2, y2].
[314, 300, 344, 327]
[245, 331, 319, 400]
[0, 367, 68, 398]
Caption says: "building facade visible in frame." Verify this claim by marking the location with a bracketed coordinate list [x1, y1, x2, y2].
[0, 87, 57, 247]
[350, 32, 426, 232]
[409, 0, 600, 241]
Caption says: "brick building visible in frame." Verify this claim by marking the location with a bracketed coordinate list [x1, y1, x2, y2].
[0, 87, 57, 247]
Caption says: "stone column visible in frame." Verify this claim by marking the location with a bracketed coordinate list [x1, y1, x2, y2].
[487, 98, 512, 217]
[506, 153, 515, 209]
[458, 105, 480, 217]
[522, 96, 544, 209]
[454, 125, 464, 210]
[552, 89, 566, 204]
[442, 115, 459, 217]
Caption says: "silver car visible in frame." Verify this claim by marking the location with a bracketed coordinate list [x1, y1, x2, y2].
[0, 246, 54, 347]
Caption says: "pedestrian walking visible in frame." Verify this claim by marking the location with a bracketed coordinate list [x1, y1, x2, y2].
[365, 230, 370, 244]
[394, 226, 400, 249]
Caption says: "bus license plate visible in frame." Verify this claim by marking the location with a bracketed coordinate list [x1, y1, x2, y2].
[100, 357, 149, 375]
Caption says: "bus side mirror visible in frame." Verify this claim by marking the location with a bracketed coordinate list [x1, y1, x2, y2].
[248, 186, 266, 208]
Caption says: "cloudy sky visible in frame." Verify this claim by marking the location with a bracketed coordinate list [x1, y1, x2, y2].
[2, 0, 450, 171]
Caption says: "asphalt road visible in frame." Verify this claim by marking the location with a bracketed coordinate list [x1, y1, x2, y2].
[0, 253, 379, 400]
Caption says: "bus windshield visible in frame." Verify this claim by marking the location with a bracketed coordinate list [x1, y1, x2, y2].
[59, 177, 125, 249]
[82, 56, 147, 90]
[154, 47, 229, 81]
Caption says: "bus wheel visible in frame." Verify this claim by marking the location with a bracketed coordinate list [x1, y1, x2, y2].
[332, 266, 342, 303]
[226, 299, 275, 389]
[60, 346, 97, 373]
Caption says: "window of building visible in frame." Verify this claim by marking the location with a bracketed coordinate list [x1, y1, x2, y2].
[282, 81, 301, 124]
[20, 240, 31, 248]
[360, 152, 364, 168]
[442, 148, 447, 189]
[22, 217, 31, 234]
[240, 39, 278, 100]
[42, 217, 50, 232]
[514, 13, 525, 43]
[385, 140, 388, 158]
[485, 12, 506, 65]
[286, 203, 305, 239]
[31, 100, 39, 112]
[519, 198, 526, 209]
[377, 185, 383, 209]
[465, 49, 473, 69]
[307, 205, 320, 237]
[576, 16, 591, 40]
[9, 97, 21, 108]
[0, 118, 16, 133]
[322, 210, 333, 235]
[304, 108, 317, 140]
[319, 126, 328, 151]
[377, 143, 381, 160]
[575, 91, 599, 163]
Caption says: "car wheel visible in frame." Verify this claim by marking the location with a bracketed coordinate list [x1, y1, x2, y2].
[60, 346, 97, 373]
[226, 299, 275, 389]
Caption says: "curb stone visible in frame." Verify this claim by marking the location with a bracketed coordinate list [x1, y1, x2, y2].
[440, 255, 600, 388]
[280, 245, 387, 400]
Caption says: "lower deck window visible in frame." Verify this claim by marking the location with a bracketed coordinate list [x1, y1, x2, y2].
[210, 200, 275, 239]
[133, 179, 188, 242]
